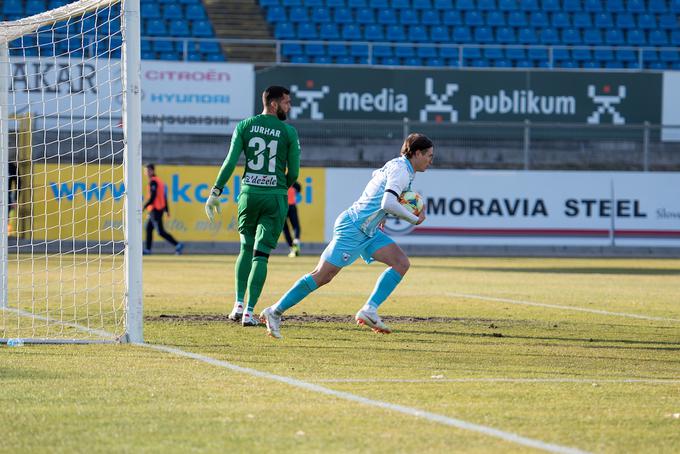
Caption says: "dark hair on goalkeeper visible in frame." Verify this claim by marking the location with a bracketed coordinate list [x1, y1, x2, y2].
[262, 86, 290, 108]
[400, 133, 433, 159]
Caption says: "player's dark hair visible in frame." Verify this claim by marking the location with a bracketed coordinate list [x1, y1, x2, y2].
[400, 133, 433, 159]
[146, 163, 155, 171]
[262, 86, 290, 108]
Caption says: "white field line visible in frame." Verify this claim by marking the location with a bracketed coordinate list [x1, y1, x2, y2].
[314, 378, 680, 384]
[1, 306, 118, 341]
[446, 292, 680, 323]
[143, 343, 589, 454]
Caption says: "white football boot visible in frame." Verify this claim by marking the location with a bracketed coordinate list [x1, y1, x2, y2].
[228, 302, 244, 322]
[355, 309, 391, 334]
[259, 306, 282, 339]
[241, 311, 260, 327]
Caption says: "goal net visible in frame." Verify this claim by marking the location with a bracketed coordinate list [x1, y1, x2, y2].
[0, 0, 142, 343]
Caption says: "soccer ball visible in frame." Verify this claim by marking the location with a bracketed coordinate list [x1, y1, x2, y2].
[399, 191, 424, 216]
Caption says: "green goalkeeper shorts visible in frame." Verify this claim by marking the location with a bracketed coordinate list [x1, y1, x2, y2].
[237, 192, 288, 254]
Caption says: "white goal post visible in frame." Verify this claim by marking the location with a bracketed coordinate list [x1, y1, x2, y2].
[0, 0, 142, 343]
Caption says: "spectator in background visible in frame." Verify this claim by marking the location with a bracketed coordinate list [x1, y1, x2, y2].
[7, 162, 18, 236]
[283, 181, 302, 257]
[144, 163, 183, 255]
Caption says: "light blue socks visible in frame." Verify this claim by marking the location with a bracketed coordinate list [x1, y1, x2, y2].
[364, 268, 403, 311]
[272, 274, 318, 315]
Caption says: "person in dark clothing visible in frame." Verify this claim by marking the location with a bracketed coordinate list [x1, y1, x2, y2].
[144, 164, 183, 255]
[7, 162, 18, 236]
[283, 181, 302, 257]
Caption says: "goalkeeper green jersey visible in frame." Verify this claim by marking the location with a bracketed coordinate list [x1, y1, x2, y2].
[213, 114, 300, 196]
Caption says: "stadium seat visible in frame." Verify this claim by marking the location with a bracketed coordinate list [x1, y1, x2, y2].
[153, 39, 175, 53]
[464, 11, 484, 26]
[649, 0, 667, 13]
[541, 0, 560, 12]
[417, 45, 438, 58]
[672, 30, 680, 46]
[392, 0, 411, 7]
[332, 7, 352, 22]
[319, 23, 339, 39]
[561, 27, 581, 44]
[145, 19, 168, 36]
[551, 12, 571, 28]
[374, 44, 393, 57]
[369, 0, 389, 7]
[497, 27, 517, 43]
[334, 55, 354, 64]
[484, 46, 503, 60]
[627, 0, 645, 13]
[430, 25, 450, 41]
[499, 0, 517, 11]
[516, 59, 533, 67]
[341, 24, 362, 40]
[583, 29, 603, 45]
[422, 10, 441, 25]
[540, 27, 559, 44]
[169, 20, 190, 37]
[572, 48, 591, 61]
[452, 26, 472, 43]
[350, 44, 369, 57]
[617, 48, 637, 62]
[529, 11, 549, 27]
[506, 47, 526, 60]
[518, 27, 538, 43]
[163, 4, 183, 20]
[649, 30, 669, 46]
[191, 20, 213, 37]
[474, 26, 494, 43]
[325, 0, 344, 6]
[356, 8, 374, 24]
[442, 10, 462, 25]
[25, 0, 46, 15]
[297, 22, 318, 39]
[395, 45, 415, 58]
[637, 13, 656, 30]
[377, 9, 398, 24]
[311, 7, 331, 22]
[605, 29, 625, 45]
[616, 12, 635, 29]
[478, 0, 496, 11]
[289, 6, 309, 22]
[433, 0, 454, 8]
[508, 11, 528, 27]
[364, 23, 384, 40]
[413, 0, 432, 9]
[290, 55, 310, 63]
[403, 56, 422, 66]
[572, 12, 592, 28]
[659, 14, 678, 30]
[440, 46, 459, 60]
[660, 49, 679, 63]
[626, 29, 645, 45]
[605, 0, 624, 13]
[463, 46, 481, 59]
[585, 0, 603, 12]
[593, 12, 613, 28]
[519, 0, 539, 11]
[594, 48, 614, 61]
[456, 0, 475, 10]
[563, 0, 580, 12]
[399, 9, 419, 25]
[486, 11, 506, 27]
[313, 55, 332, 64]
[186, 4, 207, 20]
[408, 25, 428, 42]
[141, 2, 160, 19]
[386, 24, 407, 41]
[528, 47, 548, 60]
[274, 22, 296, 39]
[305, 43, 325, 56]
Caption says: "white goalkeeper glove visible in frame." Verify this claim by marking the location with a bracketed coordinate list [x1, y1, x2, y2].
[205, 186, 222, 223]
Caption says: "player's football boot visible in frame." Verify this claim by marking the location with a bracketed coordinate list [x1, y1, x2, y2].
[241, 311, 260, 327]
[228, 303, 244, 322]
[259, 306, 282, 339]
[174, 243, 184, 255]
[355, 309, 392, 334]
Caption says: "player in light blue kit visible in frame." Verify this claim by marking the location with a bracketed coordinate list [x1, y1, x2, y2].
[260, 133, 434, 338]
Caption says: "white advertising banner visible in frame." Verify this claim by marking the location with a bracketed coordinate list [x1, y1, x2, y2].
[9, 58, 253, 134]
[662, 71, 680, 142]
[325, 169, 680, 246]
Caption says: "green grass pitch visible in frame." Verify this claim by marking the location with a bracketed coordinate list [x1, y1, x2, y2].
[2, 255, 679, 453]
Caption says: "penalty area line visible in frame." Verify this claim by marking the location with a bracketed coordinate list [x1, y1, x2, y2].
[314, 378, 680, 384]
[447, 292, 680, 323]
[142, 342, 589, 454]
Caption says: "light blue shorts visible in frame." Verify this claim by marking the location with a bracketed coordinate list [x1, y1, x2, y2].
[321, 211, 395, 268]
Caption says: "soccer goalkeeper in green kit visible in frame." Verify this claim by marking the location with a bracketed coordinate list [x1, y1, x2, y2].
[205, 86, 300, 326]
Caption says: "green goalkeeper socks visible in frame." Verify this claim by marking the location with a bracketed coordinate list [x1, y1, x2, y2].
[235, 245, 253, 302]
[246, 255, 268, 312]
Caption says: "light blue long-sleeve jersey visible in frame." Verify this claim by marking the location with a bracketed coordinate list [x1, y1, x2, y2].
[346, 156, 415, 237]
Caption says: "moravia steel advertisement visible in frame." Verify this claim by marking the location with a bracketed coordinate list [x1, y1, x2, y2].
[325, 169, 680, 247]
[256, 66, 661, 125]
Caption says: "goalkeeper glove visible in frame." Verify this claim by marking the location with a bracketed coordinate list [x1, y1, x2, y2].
[205, 186, 222, 223]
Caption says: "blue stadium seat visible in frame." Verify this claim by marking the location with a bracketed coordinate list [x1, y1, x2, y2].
[558, 60, 577, 68]
[478, 0, 496, 11]
[627, 0, 645, 13]
[377, 9, 398, 24]
[494, 58, 512, 67]
[442, 10, 462, 25]
[395, 45, 415, 58]
[311, 7, 331, 22]
[583, 29, 603, 45]
[386, 24, 407, 41]
[605, 0, 624, 13]
[356, 7, 374, 24]
[282, 0, 303, 6]
[141, 0, 160, 16]
[417, 45, 438, 58]
[659, 14, 678, 30]
[289, 6, 309, 22]
[497, 27, 517, 43]
[274, 22, 296, 39]
[551, 12, 571, 28]
[440, 46, 459, 60]
[617, 48, 637, 62]
[422, 10, 441, 24]
[626, 29, 645, 45]
[528, 47, 548, 60]
[529, 11, 549, 27]
[296, 22, 318, 39]
[347, 0, 367, 7]
[413, 0, 432, 8]
[326, 0, 344, 6]
[474, 26, 494, 43]
[430, 25, 450, 41]
[508, 11, 527, 27]
[170, 20, 191, 37]
[615, 12, 635, 29]
[25, 0, 46, 15]
[319, 23, 340, 39]
[333, 7, 353, 23]
[563, 0, 580, 12]
[153, 40, 175, 53]
[572, 12, 592, 28]
[400, 9, 419, 25]
[605, 29, 625, 45]
[648, 0, 667, 12]
[637, 13, 656, 30]
[499, 0, 518, 11]
[392, 0, 410, 7]
[145, 19, 168, 36]
[516, 59, 533, 67]
[506, 47, 526, 60]
[334, 55, 354, 64]
[541, 0, 560, 12]
[594, 12, 613, 28]
[404, 57, 423, 66]
[369, 0, 389, 7]
[191, 20, 213, 37]
[199, 41, 221, 54]
[260, 0, 280, 6]
[141, 51, 156, 60]
[519, 0, 539, 11]
[553, 47, 570, 61]
[456, 0, 475, 10]
[605, 60, 625, 69]
[470, 58, 490, 67]
[304, 0, 325, 7]
[584, 0, 603, 12]
[351, 44, 369, 57]
[341, 24, 362, 40]
[267, 5, 286, 21]
[452, 26, 472, 42]
[186, 4, 207, 20]
[159, 51, 179, 61]
[364, 24, 384, 40]
[163, 4, 183, 19]
[408, 25, 428, 42]
[572, 48, 591, 61]
[646, 61, 665, 70]
[291, 55, 310, 63]
[561, 27, 581, 44]
[540, 27, 559, 44]
[462, 46, 481, 59]
[464, 10, 484, 26]
[582, 60, 599, 68]
[379, 57, 400, 65]
[486, 11, 506, 27]
[660, 50, 679, 63]
[328, 43, 348, 56]
[484, 46, 504, 59]
[305, 43, 325, 56]
[594, 48, 614, 61]
[673, 30, 680, 46]
[649, 30, 669, 46]
[434, 0, 454, 9]
[313, 55, 332, 64]
[518, 27, 538, 43]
